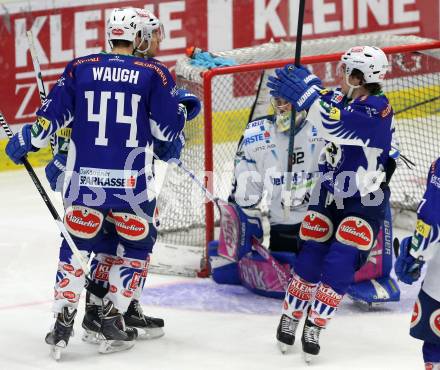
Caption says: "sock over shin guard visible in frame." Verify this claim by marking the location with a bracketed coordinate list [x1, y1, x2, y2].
[282, 274, 317, 321]
[308, 283, 343, 328]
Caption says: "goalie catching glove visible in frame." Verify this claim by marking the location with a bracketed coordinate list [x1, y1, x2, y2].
[176, 89, 201, 121]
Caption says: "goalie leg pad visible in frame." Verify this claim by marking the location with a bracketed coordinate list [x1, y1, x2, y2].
[299, 210, 333, 243]
[410, 289, 440, 346]
[238, 251, 294, 298]
[282, 273, 317, 320]
[336, 216, 374, 251]
[347, 276, 400, 304]
[208, 241, 241, 285]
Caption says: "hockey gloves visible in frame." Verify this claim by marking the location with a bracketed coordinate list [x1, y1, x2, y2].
[154, 132, 185, 161]
[45, 153, 67, 192]
[394, 236, 425, 284]
[267, 68, 319, 112]
[283, 64, 322, 88]
[176, 89, 201, 121]
[5, 124, 37, 164]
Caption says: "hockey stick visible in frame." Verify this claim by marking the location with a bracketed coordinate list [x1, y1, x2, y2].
[0, 113, 89, 275]
[169, 158, 291, 283]
[247, 70, 267, 124]
[283, 0, 306, 219]
[1, 115, 110, 298]
[26, 30, 56, 154]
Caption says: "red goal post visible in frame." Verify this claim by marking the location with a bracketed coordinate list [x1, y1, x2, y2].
[153, 35, 440, 277]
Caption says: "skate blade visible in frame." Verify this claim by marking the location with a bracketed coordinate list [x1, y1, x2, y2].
[277, 340, 292, 354]
[137, 327, 165, 340]
[98, 339, 135, 354]
[82, 330, 102, 344]
[49, 342, 66, 361]
[303, 352, 316, 364]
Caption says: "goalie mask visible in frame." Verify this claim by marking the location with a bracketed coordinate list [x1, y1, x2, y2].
[271, 97, 306, 132]
[134, 8, 165, 55]
[107, 8, 141, 49]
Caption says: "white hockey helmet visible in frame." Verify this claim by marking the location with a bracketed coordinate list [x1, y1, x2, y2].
[340, 46, 389, 83]
[107, 7, 141, 48]
[134, 8, 165, 54]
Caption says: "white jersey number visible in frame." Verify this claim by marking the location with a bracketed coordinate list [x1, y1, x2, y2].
[85, 91, 141, 148]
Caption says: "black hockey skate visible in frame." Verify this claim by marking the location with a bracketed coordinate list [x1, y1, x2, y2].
[82, 302, 102, 344]
[45, 307, 77, 361]
[123, 299, 165, 340]
[276, 314, 299, 354]
[301, 319, 323, 363]
[99, 301, 138, 354]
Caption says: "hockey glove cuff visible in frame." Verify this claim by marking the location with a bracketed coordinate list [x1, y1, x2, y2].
[5, 124, 37, 164]
[267, 69, 319, 112]
[177, 89, 201, 121]
[394, 236, 425, 284]
[283, 64, 322, 88]
[45, 153, 67, 192]
[154, 132, 186, 162]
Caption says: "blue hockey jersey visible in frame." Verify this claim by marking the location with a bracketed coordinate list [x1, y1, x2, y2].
[410, 158, 440, 259]
[306, 89, 394, 197]
[30, 53, 186, 207]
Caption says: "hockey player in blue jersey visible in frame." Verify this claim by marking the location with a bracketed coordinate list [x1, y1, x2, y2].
[267, 46, 393, 361]
[395, 158, 440, 370]
[5, 7, 199, 358]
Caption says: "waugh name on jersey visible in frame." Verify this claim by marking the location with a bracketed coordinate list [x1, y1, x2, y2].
[92, 67, 139, 84]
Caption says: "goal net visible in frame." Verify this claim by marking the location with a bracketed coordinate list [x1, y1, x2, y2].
[151, 34, 440, 276]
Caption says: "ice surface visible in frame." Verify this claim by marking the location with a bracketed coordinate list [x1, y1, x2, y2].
[0, 169, 424, 369]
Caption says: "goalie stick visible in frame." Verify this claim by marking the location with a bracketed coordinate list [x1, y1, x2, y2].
[169, 158, 291, 286]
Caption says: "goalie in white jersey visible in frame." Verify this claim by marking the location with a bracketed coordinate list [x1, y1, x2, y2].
[229, 95, 324, 253]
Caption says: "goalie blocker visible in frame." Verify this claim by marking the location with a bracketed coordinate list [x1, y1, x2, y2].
[209, 201, 400, 304]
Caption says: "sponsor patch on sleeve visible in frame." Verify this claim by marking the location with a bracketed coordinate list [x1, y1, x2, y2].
[37, 116, 51, 130]
[415, 219, 431, 238]
[380, 103, 392, 118]
[329, 107, 341, 120]
[56, 127, 72, 139]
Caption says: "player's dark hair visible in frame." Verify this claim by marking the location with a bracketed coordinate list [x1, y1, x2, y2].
[111, 39, 132, 48]
[351, 68, 382, 95]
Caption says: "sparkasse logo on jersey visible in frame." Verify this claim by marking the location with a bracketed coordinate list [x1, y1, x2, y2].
[79, 167, 138, 189]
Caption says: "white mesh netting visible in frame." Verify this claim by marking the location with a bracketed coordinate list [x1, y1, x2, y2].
[151, 34, 440, 276]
